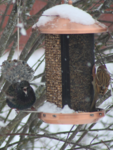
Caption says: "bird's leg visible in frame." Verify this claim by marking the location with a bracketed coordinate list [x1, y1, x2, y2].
[15, 109, 20, 114]
[31, 106, 37, 111]
[22, 106, 37, 112]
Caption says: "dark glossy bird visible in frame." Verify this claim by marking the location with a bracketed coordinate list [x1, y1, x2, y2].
[6, 80, 36, 110]
[90, 65, 110, 111]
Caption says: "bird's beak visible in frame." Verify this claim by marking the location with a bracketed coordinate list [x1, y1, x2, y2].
[23, 87, 27, 95]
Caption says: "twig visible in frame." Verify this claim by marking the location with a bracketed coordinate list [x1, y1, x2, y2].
[90, 135, 98, 145]
[101, 140, 110, 150]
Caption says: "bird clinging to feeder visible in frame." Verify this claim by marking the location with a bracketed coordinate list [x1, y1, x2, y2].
[90, 65, 111, 111]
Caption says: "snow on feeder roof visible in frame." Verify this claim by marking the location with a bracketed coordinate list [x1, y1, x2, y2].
[32, 4, 107, 34]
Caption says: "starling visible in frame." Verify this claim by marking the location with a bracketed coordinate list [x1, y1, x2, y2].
[6, 80, 36, 110]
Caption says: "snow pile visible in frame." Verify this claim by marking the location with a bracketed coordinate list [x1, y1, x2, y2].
[32, 4, 95, 28]
[17, 23, 26, 36]
[61, 105, 75, 113]
[38, 102, 75, 114]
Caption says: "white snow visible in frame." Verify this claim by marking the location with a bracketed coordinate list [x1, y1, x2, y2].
[17, 23, 23, 28]
[61, 105, 75, 113]
[26, 12, 31, 16]
[94, 4, 103, 11]
[12, 0, 16, 3]
[20, 27, 27, 36]
[32, 4, 95, 28]
[97, 4, 103, 10]
[37, 102, 75, 113]
[17, 23, 27, 36]
[95, 20, 107, 29]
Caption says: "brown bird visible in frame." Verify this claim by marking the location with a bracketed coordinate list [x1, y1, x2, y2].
[90, 65, 110, 111]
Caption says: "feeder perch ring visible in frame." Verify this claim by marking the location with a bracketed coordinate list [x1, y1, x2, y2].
[38, 109, 105, 124]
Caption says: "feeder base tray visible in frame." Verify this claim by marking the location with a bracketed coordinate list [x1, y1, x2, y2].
[38, 109, 105, 124]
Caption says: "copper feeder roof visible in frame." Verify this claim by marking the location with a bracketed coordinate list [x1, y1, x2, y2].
[35, 17, 107, 34]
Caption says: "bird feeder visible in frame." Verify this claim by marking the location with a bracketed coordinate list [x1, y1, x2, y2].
[33, 1, 107, 124]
